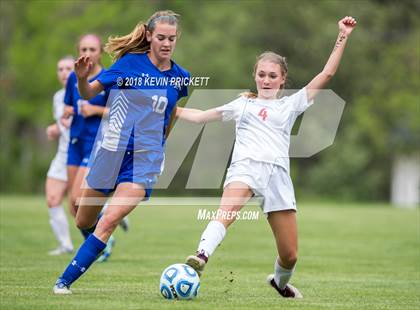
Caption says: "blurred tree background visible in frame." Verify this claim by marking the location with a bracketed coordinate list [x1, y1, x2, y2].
[0, 0, 418, 201]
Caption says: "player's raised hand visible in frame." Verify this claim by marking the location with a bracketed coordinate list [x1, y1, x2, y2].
[74, 55, 93, 80]
[338, 16, 357, 36]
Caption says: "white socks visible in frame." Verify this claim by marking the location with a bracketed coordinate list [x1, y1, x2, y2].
[48, 206, 73, 250]
[274, 258, 295, 289]
[197, 220, 226, 257]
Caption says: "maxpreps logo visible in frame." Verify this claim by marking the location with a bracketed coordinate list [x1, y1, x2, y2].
[85, 88, 346, 192]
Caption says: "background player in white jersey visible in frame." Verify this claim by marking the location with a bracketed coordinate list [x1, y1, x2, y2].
[45, 56, 75, 255]
[60, 34, 121, 262]
[176, 16, 357, 298]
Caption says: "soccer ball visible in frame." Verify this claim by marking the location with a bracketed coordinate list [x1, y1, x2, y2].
[159, 263, 200, 300]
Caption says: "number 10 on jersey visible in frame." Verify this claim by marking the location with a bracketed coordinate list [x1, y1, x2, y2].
[152, 95, 168, 114]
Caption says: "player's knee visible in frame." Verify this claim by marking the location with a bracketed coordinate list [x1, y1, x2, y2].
[46, 194, 60, 208]
[219, 204, 242, 214]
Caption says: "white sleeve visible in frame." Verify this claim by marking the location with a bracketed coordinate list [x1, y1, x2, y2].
[53, 90, 65, 121]
[288, 87, 313, 115]
[215, 97, 244, 122]
[53, 90, 67, 133]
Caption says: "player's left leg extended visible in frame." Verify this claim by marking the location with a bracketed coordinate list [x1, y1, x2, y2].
[53, 183, 145, 294]
[266, 210, 302, 298]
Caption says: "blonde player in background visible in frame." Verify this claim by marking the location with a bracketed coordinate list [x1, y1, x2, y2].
[45, 56, 75, 255]
[177, 16, 357, 298]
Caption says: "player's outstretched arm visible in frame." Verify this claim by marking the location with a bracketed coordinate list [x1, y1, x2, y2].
[75, 56, 104, 99]
[306, 16, 357, 101]
[176, 107, 222, 124]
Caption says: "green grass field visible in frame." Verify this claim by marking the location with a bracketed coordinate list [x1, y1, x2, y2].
[0, 196, 419, 309]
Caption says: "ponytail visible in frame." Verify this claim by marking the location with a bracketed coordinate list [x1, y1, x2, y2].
[105, 10, 180, 62]
[239, 92, 258, 99]
[105, 23, 149, 61]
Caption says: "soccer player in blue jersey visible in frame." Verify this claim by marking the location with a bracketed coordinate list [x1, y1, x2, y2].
[53, 10, 190, 294]
[61, 34, 117, 261]
[61, 34, 108, 220]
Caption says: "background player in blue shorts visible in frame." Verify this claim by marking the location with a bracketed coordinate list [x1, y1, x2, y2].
[61, 34, 118, 261]
[53, 10, 190, 294]
[61, 34, 108, 220]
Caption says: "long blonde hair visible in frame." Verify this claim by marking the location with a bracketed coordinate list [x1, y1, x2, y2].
[105, 10, 180, 61]
[242, 51, 288, 99]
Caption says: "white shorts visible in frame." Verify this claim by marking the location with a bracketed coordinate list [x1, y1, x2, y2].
[47, 151, 68, 182]
[224, 158, 297, 214]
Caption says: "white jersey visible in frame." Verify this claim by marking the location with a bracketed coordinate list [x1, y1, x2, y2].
[216, 88, 312, 172]
[53, 89, 70, 154]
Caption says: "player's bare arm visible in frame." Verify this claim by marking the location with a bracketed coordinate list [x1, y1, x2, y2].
[176, 107, 222, 124]
[306, 16, 357, 101]
[60, 105, 74, 128]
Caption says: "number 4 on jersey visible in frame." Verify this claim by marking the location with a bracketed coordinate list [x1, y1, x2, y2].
[258, 108, 268, 121]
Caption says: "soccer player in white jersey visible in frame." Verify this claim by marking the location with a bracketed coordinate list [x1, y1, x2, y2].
[176, 16, 357, 298]
[45, 56, 75, 255]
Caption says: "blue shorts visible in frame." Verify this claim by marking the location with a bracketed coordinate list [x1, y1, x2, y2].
[67, 138, 96, 167]
[86, 147, 164, 199]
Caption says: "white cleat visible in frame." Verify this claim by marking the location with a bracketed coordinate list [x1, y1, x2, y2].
[266, 274, 303, 298]
[48, 247, 73, 256]
[53, 282, 72, 295]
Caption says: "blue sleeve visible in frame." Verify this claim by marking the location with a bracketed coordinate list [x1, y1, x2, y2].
[64, 72, 74, 106]
[97, 57, 126, 89]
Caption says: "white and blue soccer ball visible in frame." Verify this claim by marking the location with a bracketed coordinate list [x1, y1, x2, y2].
[159, 263, 200, 300]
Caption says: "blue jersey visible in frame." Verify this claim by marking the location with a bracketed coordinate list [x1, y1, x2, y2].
[97, 53, 189, 151]
[64, 70, 108, 141]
